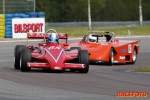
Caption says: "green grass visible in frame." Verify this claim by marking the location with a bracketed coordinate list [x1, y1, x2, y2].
[131, 67, 150, 72]
[46, 26, 150, 37]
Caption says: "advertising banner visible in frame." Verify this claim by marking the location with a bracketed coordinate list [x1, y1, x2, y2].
[12, 18, 45, 38]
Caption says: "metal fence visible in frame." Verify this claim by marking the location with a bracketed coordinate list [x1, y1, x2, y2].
[46, 21, 150, 28]
[0, 0, 35, 14]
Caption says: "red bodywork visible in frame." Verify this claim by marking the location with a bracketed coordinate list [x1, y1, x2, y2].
[68, 31, 140, 64]
[26, 33, 85, 70]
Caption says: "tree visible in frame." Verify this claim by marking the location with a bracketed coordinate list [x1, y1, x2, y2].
[36, 0, 150, 22]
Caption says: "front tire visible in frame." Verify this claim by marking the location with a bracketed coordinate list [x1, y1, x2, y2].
[20, 48, 31, 71]
[78, 50, 89, 73]
[14, 45, 26, 69]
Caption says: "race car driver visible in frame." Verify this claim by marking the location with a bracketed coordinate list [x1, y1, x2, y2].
[47, 33, 59, 43]
[88, 34, 97, 43]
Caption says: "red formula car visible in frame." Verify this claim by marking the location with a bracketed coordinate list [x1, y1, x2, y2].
[14, 29, 89, 73]
[68, 31, 140, 65]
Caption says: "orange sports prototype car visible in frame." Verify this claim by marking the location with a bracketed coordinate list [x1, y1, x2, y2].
[67, 31, 140, 65]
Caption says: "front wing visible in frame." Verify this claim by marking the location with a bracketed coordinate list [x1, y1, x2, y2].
[27, 62, 85, 70]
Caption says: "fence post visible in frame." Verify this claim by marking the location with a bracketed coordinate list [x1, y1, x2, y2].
[34, 0, 36, 12]
[3, 0, 5, 14]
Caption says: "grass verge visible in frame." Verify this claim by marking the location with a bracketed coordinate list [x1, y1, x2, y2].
[46, 26, 150, 37]
[131, 67, 150, 72]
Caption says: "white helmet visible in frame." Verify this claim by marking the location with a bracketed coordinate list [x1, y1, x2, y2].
[48, 33, 59, 43]
[88, 34, 96, 42]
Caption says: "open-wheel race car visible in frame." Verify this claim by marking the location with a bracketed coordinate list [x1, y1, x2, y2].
[68, 31, 140, 65]
[14, 29, 89, 73]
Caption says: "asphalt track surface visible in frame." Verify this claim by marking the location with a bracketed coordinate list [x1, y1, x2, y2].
[0, 36, 150, 100]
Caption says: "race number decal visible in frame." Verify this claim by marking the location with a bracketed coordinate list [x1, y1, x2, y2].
[128, 44, 132, 53]
[48, 46, 61, 50]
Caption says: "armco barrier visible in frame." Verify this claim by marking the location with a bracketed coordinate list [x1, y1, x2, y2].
[0, 14, 5, 38]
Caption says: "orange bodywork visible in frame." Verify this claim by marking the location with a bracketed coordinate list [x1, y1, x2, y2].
[68, 38, 140, 64]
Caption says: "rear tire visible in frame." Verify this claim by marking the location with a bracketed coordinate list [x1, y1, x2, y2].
[78, 50, 89, 73]
[14, 45, 26, 69]
[20, 48, 31, 71]
[127, 47, 137, 64]
[108, 48, 114, 66]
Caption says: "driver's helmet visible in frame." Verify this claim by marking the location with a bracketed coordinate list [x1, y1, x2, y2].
[88, 34, 96, 42]
[48, 33, 59, 43]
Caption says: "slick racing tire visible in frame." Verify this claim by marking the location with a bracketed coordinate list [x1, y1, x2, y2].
[70, 47, 81, 51]
[70, 47, 82, 72]
[109, 48, 114, 66]
[20, 48, 31, 71]
[78, 50, 89, 73]
[14, 45, 26, 69]
[127, 47, 137, 64]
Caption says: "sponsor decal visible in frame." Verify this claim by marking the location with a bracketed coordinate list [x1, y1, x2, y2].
[128, 44, 132, 53]
[14, 23, 43, 33]
[82, 64, 85, 68]
[113, 61, 118, 63]
[48, 46, 61, 49]
[121, 49, 126, 53]
[103, 43, 108, 45]
[117, 92, 148, 98]
[119, 56, 125, 60]
[60, 34, 64, 36]
[54, 66, 60, 70]
[12, 18, 45, 38]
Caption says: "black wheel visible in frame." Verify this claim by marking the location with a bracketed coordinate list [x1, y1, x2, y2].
[14, 45, 26, 69]
[70, 47, 81, 51]
[20, 48, 31, 71]
[127, 47, 137, 64]
[78, 50, 89, 73]
[69, 47, 81, 72]
[108, 48, 114, 66]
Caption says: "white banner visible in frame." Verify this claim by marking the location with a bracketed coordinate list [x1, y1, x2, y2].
[12, 18, 45, 38]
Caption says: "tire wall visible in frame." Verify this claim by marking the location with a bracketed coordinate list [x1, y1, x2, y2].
[5, 14, 13, 38]
[0, 14, 5, 38]
[3, 12, 45, 38]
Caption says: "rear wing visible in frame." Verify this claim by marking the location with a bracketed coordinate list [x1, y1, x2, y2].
[27, 33, 68, 39]
[27, 33, 68, 43]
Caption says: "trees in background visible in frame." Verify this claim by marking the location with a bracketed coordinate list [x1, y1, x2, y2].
[36, 0, 150, 22]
